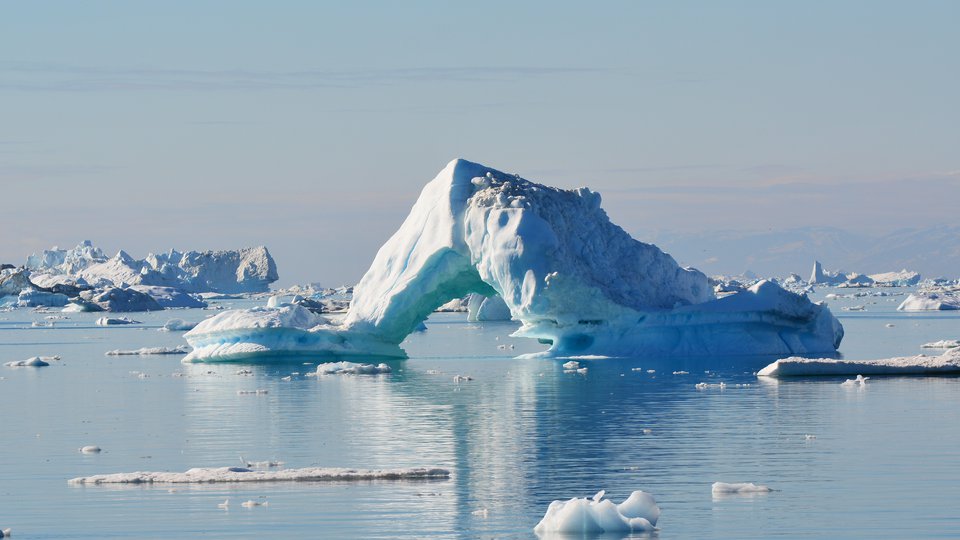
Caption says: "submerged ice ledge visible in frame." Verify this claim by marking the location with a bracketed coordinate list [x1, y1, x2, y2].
[69, 466, 450, 485]
[183, 158, 843, 362]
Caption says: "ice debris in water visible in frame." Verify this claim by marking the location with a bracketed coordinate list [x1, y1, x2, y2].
[712, 482, 773, 494]
[160, 319, 197, 332]
[237, 390, 268, 395]
[96, 316, 140, 326]
[562, 361, 580, 370]
[79, 445, 101, 453]
[673, 370, 689, 375]
[5, 356, 53, 367]
[922, 340, 960, 349]
[695, 381, 726, 390]
[241, 500, 268, 508]
[453, 375, 473, 383]
[311, 362, 392, 376]
[105, 346, 190, 356]
[534, 490, 660, 535]
[2, 527, 10, 537]
[68, 466, 451, 484]
[841, 374, 869, 387]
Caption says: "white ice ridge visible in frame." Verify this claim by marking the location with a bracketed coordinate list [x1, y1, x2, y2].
[68, 466, 450, 484]
[183, 159, 842, 361]
[922, 340, 960, 349]
[534, 490, 660, 535]
[105, 346, 190, 356]
[758, 348, 960, 377]
[711, 482, 773, 494]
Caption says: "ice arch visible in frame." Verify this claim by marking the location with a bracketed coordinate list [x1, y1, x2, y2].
[183, 159, 841, 362]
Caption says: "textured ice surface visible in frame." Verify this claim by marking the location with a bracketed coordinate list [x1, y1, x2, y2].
[105, 346, 190, 356]
[758, 348, 960, 377]
[534, 490, 659, 535]
[922, 340, 960, 349]
[68, 466, 450, 484]
[4, 356, 53, 367]
[313, 361, 392, 375]
[184, 159, 842, 362]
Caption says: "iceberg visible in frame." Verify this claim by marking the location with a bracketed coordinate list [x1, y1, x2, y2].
[758, 348, 960, 377]
[897, 291, 960, 311]
[466, 293, 512, 322]
[869, 269, 921, 287]
[68, 466, 450, 484]
[17, 288, 69, 308]
[129, 286, 207, 309]
[184, 159, 842, 361]
[27, 241, 278, 293]
[80, 287, 163, 312]
[534, 490, 659, 535]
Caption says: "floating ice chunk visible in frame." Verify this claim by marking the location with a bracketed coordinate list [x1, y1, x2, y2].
[161, 318, 197, 332]
[804, 434, 817, 440]
[898, 292, 960, 311]
[695, 381, 726, 390]
[673, 370, 689, 375]
[105, 346, 190, 356]
[841, 374, 869, 387]
[314, 361, 392, 375]
[712, 482, 772, 494]
[922, 340, 960, 349]
[17, 289, 69, 308]
[472, 508, 489, 517]
[842, 305, 865, 311]
[758, 349, 960, 377]
[68, 466, 451, 484]
[5, 356, 52, 367]
[237, 390, 268, 395]
[96, 316, 141, 326]
[218, 499, 230, 509]
[453, 375, 473, 383]
[242, 458, 284, 468]
[82, 287, 163, 312]
[241, 499, 268, 508]
[533, 490, 659, 535]
[1, 527, 10, 537]
[562, 361, 580, 370]
[79, 445, 102, 453]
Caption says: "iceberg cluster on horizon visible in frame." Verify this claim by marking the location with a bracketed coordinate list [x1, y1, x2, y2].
[183, 158, 843, 362]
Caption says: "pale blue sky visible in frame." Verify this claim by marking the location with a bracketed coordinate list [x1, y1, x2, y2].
[2, 1, 958, 285]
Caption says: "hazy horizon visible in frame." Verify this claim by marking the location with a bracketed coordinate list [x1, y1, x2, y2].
[3, 2, 958, 285]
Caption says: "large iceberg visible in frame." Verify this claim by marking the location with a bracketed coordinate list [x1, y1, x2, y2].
[184, 159, 843, 362]
[27, 241, 278, 293]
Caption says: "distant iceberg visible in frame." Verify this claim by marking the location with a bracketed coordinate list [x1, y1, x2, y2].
[27, 241, 278, 294]
[184, 159, 843, 362]
[897, 291, 960, 311]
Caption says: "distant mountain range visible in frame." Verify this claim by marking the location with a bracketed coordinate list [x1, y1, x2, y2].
[646, 225, 960, 279]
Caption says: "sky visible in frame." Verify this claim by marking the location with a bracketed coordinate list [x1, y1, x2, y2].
[2, 1, 958, 286]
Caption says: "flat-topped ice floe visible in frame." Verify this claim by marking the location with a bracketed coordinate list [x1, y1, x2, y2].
[183, 159, 842, 362]
[758, 348, 960, 377]
[68, 466, 450, 484]
[534, 490, 660, 535]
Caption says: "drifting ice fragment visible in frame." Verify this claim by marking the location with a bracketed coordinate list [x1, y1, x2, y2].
[68, 466, 451, 484]
[758, 349, 960, 377]
[712, 482, 773, 494]
[534, 489, 659, 535]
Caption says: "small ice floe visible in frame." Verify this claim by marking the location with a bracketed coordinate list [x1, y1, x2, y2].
[695, 381, 726, 390]
[241, 457, 284, 468]
[562, 360, 580, 370]
[280, 375, 292, 381]
[237, 389, 268, 395]
[105, 346, 190, 356]
[96, 317, 141, 326]
[842, 305, 865, 311]
[711, 482, 773, 494]
[45, 315, 68, 320]
[160, 319, 197, 332]
[2, 527, 11, 537]
[885, 323, 895, 328]
[32, 320, 52, 327]
[497, 344, 514, 350]
[241, 499, 268, 508]
[841, 374, 869, 387]
[804, 434, 817, 440]
[311, 362, 391, 376]
[217, 499, 230, 509]
[922, 340, 960, 349]
[758, 351, 960, 377]
[68, 466, 451, 484]
[5, 356, 54, 367]
[453, 375, 473, 383]
[79, 445, 102, 454]
[630, 367, 643, 372]
[425, 369, 442, 375]
[472, 508, 489, 517]
[642, 428, 653, 435]
[672, 370, 689, 375]
[646, 369, 655, 374]
[534, 489, 659, 535]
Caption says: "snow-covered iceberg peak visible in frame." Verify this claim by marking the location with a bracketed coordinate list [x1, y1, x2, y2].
[344, 158, 711, 346]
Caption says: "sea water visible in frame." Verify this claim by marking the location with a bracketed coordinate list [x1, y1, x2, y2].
[1, 290, 959, 538]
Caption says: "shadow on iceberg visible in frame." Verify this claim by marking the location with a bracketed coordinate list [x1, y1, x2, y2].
[184, 159, 843, 363]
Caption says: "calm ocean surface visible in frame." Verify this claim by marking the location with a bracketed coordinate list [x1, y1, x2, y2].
[1, 290, 959, 539]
